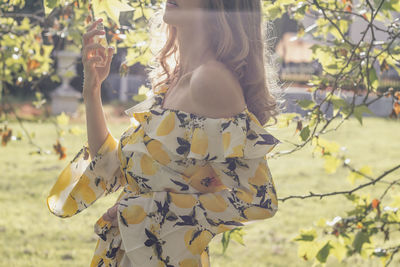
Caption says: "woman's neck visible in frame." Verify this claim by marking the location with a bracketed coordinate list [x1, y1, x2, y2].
[176, 24, 216, 77]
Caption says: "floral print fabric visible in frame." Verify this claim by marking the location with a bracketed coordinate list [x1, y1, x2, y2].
[47, 85, 281, 266]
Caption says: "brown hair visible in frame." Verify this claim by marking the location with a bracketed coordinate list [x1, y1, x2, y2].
[146, 0, 282, 126]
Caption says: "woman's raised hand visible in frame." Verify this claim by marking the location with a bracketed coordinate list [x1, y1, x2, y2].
[102, 202, 119, 227]
[81, 18, 115, 98]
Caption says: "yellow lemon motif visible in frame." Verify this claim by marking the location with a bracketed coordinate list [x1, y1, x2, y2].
[71, 174, 97, 204]
[248, 162, 268, 186]
[122, 127, 144, 146]
[184, 228, 213, 255]
[170, 193, 197, 209]
[48, 165, 73, 203]
[179, 258, 198, 267]
[158, 260, 166, 267]
[61, 195, 78, 217]
[236, 188, 254, 203]
[133, 112, 151, 124]
[190, 128, 208, 156]
[121, 205, 147, 224]
[243, 206, 272, 220]
[198, 194, 228, 212]
[156, 112, 175, 136]
[188, 165, 226, 193]
[222, 132, 231, 152]
[147, 140, 171, 165]
[216, 224, 234, 234]
[228, 143, 244, 157]
[140, 154, 158, 175]
[200, 250, 210, 267]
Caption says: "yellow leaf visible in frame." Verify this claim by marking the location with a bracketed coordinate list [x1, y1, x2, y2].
[330, 240, 347, 262]
[316, 138, 341, 154]
[138, 85, 150, 95]
[69, 126, 84, 136]
[56, 112, 69, 126]
[348, 165, 372, 185]
[390, 196, 400, 208]
[324, 155, 342, 174]
[92, 0, 134, 27]
[315, 217, 327, 228]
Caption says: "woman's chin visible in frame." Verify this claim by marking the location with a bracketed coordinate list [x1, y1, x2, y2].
[163, 13, 179, 26]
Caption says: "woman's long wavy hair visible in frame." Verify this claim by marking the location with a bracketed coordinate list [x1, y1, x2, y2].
[146, 0, 282, 126]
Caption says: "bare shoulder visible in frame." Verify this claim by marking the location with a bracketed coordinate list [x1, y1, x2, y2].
[189, 60, 246, 118]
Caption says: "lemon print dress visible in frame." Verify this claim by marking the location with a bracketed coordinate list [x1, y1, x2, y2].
[47, 85, 281, 267]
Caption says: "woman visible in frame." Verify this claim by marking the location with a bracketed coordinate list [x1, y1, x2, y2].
[47, 0, 281, 266]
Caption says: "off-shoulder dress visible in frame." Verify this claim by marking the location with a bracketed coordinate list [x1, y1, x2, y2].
[47, 84, 281, 267]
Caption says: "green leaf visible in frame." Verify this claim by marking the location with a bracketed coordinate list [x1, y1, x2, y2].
[293, 228, 317, 242]
[368, 68, 379, 90]
[221, 231, 230, 254]
[44, 0, 59, 16]
[297, 99, 315, 110]
[352, 231, 370, 254]
[300, 126, 310, 141]
[230, 228, 245, 246]
[353, 104, 373, 125]
[221, 228, 244, 254]
[316, 241, 333, 263]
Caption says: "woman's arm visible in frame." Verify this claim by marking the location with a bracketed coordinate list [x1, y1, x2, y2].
[81, 17, 115, 157]
[83, 86, 109, 157]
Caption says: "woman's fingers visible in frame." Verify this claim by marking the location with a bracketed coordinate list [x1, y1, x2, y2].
[83, 29, 105, 46]
[85, 56, 103, 68]
[83, 18, 104, 45]
[82, 43, 106, 61]
[104, 47, 115, 69]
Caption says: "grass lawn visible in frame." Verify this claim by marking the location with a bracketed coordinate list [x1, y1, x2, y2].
[0, 114, 399, 266]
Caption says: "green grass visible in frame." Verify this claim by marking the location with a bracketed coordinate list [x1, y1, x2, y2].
[0, 116, 399, 266]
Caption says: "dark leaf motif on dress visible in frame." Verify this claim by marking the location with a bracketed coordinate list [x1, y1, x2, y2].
[129, 172, 152, 192]
[97, 258, 104, 267]
[150, 109, 164, 116]
[144, 227, 166, 262]
[206, 216, 244, 228]
[165, 211, 178, 221]
[203, 153, 218, 161]
[89, 159, 97, 171]
[70, 146, 89, 163]
[176, 112, 188, 125]
[119, 210, 128, 227]
[176, 137, 190, 156]
[259, 198, 272, 210]
[255, 134, 279, 146]
[235, 159, 250, 169]
[246, 130, 258, 140]
[174, 206, 199, 226]
[189, 229, 202, 245]
[221, 121, 231, 131]
[226, 193, 249, 220]
[170, 179, 189, 191]
[221, 159, 241, 185]
[105, 245, 119, 259]
[144, 228, 158, 247]
[95, 177, 102, 187]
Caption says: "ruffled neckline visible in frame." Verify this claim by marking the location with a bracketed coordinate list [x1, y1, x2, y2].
[124, 85, 281, 161]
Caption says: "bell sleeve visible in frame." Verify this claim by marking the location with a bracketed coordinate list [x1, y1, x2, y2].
[47, 132, 124, 218]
